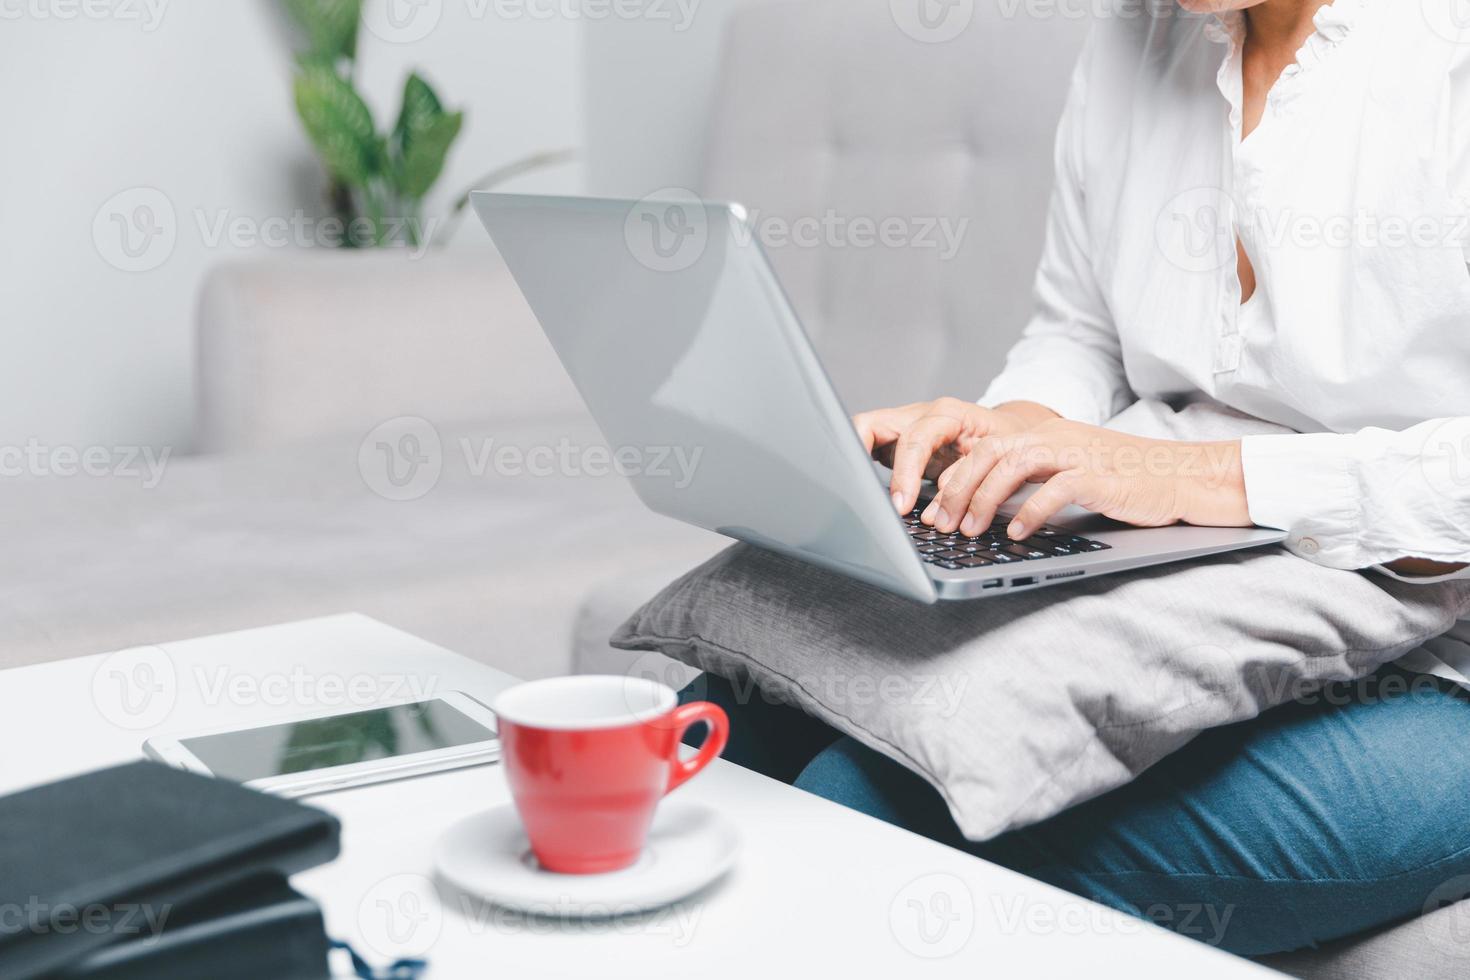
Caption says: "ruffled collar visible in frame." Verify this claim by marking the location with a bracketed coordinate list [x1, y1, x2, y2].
[1205, 0, 1368, 65]
[1204, 0, 1369, 106]
[1202, 9, 1243, 48]
[1281, 0, 1367, 80]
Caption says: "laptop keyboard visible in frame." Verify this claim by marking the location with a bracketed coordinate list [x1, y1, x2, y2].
[903, 506, 1109, 571]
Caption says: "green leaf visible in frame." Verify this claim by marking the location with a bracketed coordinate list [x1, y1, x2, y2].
[284, 0, 361, 62]
[294, 50, 335, 73]
[392, 73, 444, 159]
[395, 111, 463, 200]
[390, 75, 462, 200]
[293, 66, 380, 186]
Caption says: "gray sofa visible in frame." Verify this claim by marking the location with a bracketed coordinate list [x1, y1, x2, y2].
[2, 1, 1462, 974]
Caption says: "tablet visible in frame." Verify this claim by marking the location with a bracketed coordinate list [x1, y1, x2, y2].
[142, 692, 500, 797]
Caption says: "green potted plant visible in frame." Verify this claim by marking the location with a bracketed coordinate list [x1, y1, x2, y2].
[283, 0, 570, 249]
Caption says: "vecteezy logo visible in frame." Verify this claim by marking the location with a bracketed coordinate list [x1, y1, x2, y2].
[362, 0, 443, 44]
[622, 652, 704, 728]
[890, 0, 975, 43]
[1145, 643, 1239, 721]
[1422, 0, 1470, 43]
[1421, 875, 1470, 959]
[627, 651, 703, 699]
[1155, 186, 1236, 274]
[1421, 419, 1470, 501]
[889, 873, 976, 958]
[357, 873, 443, 959]
[624, 189, 710, 273]
[93, 187, 177, 273]
[358, 416, 444, 501]
[91, 646, 178, 730]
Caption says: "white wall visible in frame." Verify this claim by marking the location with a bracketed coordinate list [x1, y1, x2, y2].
[583, 0, 771, 198]
[0, 0, 583, 453]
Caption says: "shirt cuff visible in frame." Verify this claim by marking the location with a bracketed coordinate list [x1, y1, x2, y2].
[1239, 432, 1362, 568]
[979, 371, 1120, 426]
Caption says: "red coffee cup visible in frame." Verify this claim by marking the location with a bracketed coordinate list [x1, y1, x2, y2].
[492, 675, 729, 874]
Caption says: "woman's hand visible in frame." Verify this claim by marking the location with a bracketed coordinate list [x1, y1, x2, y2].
[922, 418, 1253, 539]
[853, 399, 1061, 514]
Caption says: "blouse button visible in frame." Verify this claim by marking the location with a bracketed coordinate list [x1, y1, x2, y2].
[1296, 537, 1321, 556]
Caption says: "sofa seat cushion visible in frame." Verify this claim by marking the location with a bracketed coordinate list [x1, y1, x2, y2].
[0, 417, 721, 677]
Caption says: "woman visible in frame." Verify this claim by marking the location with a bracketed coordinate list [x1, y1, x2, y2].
[683, 0, 1470, 956]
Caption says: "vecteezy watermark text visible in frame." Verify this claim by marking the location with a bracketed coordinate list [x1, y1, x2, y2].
[354, 873, 702, 961]
[622, 189, 971, 273]
[483, 0, 700, 28]
[989, 894, 1235, 947]
[193, 210, 439, 255]
[1156, 186, 1470, 273]
[0, 439, 170, 487]
[362, 0, 702, 44]
[463, 438, 702, 486]
[358, 417, 704, 502]
[731, 208, 969, 260]
[93, 187, 440, 273]
[191, 665, 440, 711]
[718, 669, 970, 719]
[92, 644, 444, 730]
[0, 898, 172, 940]
[0, 0, 169, 30]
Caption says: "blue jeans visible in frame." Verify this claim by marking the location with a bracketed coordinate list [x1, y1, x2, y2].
[679, 666, 1470, 955]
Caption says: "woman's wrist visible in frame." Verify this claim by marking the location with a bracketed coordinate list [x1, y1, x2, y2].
[1179, 440, 1252, 528]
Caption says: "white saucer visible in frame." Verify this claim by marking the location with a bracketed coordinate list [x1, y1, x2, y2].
[434, 802, 740, 918]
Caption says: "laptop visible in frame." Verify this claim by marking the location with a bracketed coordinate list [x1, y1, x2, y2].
[472, 192, 1286, 604]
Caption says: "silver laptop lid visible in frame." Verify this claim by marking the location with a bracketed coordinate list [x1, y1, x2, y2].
[472, 192, 936, 603]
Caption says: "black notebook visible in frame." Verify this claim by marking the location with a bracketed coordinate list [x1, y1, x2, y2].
[56, 875, 329, 980]
[0, 761, 340, 980]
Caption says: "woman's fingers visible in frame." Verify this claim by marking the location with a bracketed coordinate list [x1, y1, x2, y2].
[852, 404, 923, 455]
[1007, 472, 1088, 540]
[959, 442, 1055, 534]
[863, 413, 1236, 539]
[923, 456, 972, 528]
[852, 414, 879, 454]
[934, 458, 964, 493]
[889, 413, 963, 514]
[926, 438, 1008, 531]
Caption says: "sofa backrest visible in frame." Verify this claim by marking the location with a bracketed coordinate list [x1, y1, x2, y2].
[194, 247, 586, 454]
[700, 0, 1089, 412]
[194, 2, 1089, 453]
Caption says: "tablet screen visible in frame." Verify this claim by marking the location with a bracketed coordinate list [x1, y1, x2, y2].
[180, 699, 494, 782]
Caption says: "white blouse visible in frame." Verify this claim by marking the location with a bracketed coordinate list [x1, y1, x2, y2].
[981, 1, 1470, 681]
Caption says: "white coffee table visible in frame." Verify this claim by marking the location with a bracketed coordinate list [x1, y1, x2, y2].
[0, 615, 1277, 978]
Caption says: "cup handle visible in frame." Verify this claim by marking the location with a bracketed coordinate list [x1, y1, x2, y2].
[664, 701, 730, 794]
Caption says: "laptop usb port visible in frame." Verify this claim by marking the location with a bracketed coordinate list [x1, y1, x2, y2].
[981, 579, 1004, 590]
[1011, 576, 1037, 587]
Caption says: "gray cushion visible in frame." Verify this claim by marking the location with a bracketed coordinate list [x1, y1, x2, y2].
[611, 543, 1470, 840]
